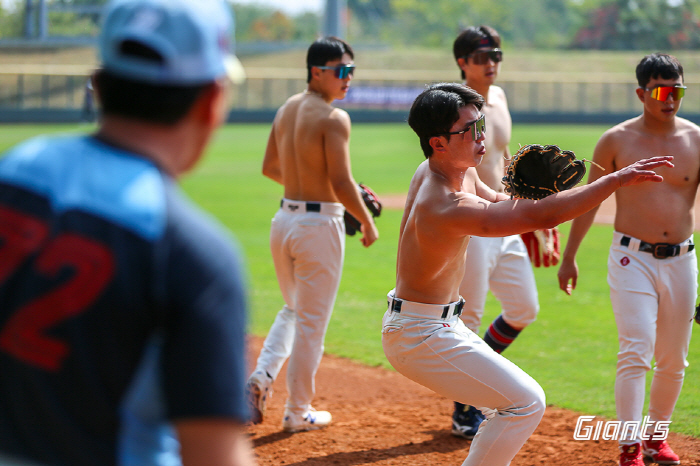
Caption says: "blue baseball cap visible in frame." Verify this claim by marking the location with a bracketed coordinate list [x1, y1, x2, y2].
[99, 0, 245, 85]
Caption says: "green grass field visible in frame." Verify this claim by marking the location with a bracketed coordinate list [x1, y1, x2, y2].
[0, 122, 698, 437]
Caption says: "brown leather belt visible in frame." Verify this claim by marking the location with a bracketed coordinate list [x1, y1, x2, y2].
[620, 235, 694, 259]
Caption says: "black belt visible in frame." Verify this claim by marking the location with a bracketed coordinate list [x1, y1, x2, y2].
[280, 200, 321, 212]
[620, 235, 694, 259]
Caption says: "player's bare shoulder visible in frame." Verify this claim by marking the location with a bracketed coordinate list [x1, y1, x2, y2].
[484, 85, 509, 115]
[326, 106, 352, 132]
[273, 92, 305, 126]
[300, 95, 351, 136]
[669, 116, 700, 184]
[280, 92, 305, 112]
[405, 164, 447, 218]
[593, 116, 642, 163]
[413, 166, 484, 233]
[601, 116, 642, 143]
[676, 115, 700, 142]
[487, 84, 508, 104]
[672, 116, 700, 157]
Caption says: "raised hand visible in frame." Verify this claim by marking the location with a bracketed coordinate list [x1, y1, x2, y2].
[614, 156, 674, 187]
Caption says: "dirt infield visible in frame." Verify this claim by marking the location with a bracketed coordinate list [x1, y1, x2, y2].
[246, 336, 700, 466]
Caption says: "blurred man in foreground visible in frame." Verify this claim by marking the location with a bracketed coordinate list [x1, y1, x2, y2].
[0, 0, 253, 465]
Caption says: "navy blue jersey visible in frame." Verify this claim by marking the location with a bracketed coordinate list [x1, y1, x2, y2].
[0, 135, 249, 466]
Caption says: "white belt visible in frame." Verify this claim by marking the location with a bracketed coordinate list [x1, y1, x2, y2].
[387, 290, 464, 320]
[280, 198, 344, 216]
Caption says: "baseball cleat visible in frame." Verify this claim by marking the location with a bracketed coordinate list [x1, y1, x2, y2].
[246, 370, 273, 425]
[619, 443, 644, 466]
[642, 439, 680, 465]
[451, 403, 485, 439]
[282, 408, 332, 433]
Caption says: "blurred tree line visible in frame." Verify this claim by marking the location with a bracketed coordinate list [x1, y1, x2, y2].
[0, 0, 107, 39]
[1, 0, 700, 50]
[235, 0, 700, 50]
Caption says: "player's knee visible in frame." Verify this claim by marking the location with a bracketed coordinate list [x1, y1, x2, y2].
[506, 379, 546, 421]
[617, 348, 653, 373]
[654, 357, 689, 379]
[502, 304, 538, 329]
[280, 305, 296, 318]
[528, 383, 546, 418]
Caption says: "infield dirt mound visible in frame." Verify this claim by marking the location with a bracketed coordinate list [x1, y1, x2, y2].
[246, 336, 700, 466]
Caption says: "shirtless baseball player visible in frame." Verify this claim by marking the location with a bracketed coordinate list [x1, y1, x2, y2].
[382, 82, 673, 466]
[558, 53, 699, 466]
[247, 36, 379, 433]
[450, 25, 543, 438]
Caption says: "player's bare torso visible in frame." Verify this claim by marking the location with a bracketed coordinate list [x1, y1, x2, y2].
[474, 85, 511, 191]
[396, 164, 484, 304]
[272, 92, 348, 202]
[603, 116, 700, 244]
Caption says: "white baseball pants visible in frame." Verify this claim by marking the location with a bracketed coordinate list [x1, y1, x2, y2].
[253, 199, 345, 415]
[382, 291, 545, 466]
[608, 231, 696, 443]
[459, 235, 539, 333]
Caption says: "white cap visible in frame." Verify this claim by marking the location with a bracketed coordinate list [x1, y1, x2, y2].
[99, 0, 245, 85]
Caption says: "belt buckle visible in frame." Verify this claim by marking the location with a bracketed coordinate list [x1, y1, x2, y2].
[455, 299, 464, 317]
[390, 297, 402, 313]
[653, 243, 673, 259]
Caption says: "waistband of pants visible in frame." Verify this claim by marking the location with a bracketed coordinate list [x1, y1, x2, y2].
[387, 289, 464, 320]
[280, 198, 344, 216]
[614, 231, 694, 259]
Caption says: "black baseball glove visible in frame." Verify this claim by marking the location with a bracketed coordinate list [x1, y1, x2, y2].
[502, 144, 587, 200]
[344, 183, 382, 236]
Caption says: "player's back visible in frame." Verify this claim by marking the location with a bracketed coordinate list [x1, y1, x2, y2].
[273, 93, 348, 202]
[0, 135, 248, 465]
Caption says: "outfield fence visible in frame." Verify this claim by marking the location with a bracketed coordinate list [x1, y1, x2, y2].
[2, 66, 700, 124]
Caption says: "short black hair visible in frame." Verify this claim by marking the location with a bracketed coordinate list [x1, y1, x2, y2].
[94, 69, 210, 125]
[636, 53, 684, 88]
[453, 26, 501, 80]
[408, 82, 484, 158]
[306, 36, 354, 83]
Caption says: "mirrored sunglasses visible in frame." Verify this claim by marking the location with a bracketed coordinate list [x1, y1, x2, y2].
[316, 64, 355, 79]
[438, 114, 486, 141]
[467, 49, 503, 65]
[643, 85, 687, 101]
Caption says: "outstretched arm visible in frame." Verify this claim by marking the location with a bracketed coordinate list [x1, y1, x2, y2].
[443, 156, 673, 239]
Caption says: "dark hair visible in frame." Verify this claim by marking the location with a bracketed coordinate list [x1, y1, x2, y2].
[306, 36, 354, 83]
[636, 53, 684, 88]
[453, 26, 501, 80]
[408, 83, 484, 158]
[94, 69, 210, 125]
